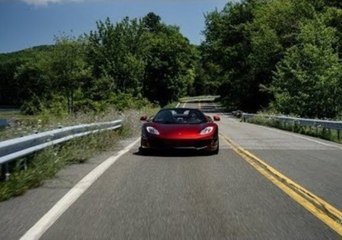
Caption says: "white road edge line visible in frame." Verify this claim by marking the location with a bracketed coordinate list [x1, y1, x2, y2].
[232, 118, 342, 150]
[20, 138, 140, 240]
[175, 102, 180, 108]
[257, 124, 342, 150]
[182, 102, 186, 108]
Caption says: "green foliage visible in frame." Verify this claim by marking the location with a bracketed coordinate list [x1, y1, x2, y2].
[14, 51, 52, 107]
[142, 28, 197, 106]
[143, 12, 162, 32]
[0, 107, 151, 201]
[2, 3, 341, 119]
[50, 36, 93, 113]
[272, 17, 342, 118]
[109, 93, 152, 111]
[0, 12, 196, 114]
[20, 94, 43, 115]
[86, 13, 197, 107]
[244, 115, 342, 144]
[39, 95, 68, 119]
[200, 1, 258, 111]
[11, 37, 93, 114]
[0, 126, 124, 201]
[200, 0, 342, 118]
[86, 17, 145, 96]
[0, 46, 54, 106]
[322, 7, 342, 58]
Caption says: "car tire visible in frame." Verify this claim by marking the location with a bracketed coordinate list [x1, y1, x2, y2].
[213, 143, 219, 155]
[139, 147, 150, 156]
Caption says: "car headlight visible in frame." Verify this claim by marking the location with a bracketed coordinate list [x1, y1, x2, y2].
[146, 126, 160, 135]
[200, 126, 214, 135]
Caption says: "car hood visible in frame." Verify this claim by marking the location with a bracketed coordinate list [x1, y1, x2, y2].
[147, 123, 215, 139]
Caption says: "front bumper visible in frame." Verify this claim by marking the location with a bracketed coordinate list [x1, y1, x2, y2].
[140, 136, 218, 151]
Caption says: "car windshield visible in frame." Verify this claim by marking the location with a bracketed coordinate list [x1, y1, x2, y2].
[153, 109, 207, 124]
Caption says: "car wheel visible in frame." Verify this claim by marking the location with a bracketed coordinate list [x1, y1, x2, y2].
[139, 147, 150, 156]
[213, 143, 219, 155]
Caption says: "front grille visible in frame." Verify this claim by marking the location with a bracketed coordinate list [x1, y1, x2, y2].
[149, 139, 211, 149]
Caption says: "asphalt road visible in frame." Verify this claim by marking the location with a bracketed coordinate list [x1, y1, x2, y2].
[1, 102, 341, 239]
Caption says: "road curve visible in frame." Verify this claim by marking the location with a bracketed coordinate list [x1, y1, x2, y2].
[0, 102, 341, 239]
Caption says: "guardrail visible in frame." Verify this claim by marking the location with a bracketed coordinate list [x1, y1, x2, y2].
[0, 120, 122, 180]
[180, 95, 220, 103]
[241, 113, 342, 140]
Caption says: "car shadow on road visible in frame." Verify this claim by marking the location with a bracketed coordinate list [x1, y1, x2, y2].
[133, 149, 212, 158]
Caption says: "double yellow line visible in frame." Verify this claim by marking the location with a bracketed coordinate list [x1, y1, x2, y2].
[221, 134, 342, 236]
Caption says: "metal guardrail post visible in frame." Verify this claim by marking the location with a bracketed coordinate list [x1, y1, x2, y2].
[0, 164, 3, 180]
[5, 163, 10, 181]
[0, 162, 15, 181]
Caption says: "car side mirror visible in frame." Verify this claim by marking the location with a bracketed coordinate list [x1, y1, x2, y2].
[140, 115, 148, 121]
[205, 116, 212, 122]
[213, 115, 220, 121]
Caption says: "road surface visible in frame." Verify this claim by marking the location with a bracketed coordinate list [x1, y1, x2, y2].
[0, 101, 341, 239]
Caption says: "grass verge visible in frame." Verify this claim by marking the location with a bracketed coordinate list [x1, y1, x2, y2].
[0, 108, 156, 201]
[243, 115, 342, 144]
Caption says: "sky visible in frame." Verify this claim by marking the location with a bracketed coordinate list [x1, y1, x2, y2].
[0, 0, 230, 53]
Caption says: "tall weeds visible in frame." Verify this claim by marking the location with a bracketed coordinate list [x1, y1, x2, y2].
[0, 108, 156, 201]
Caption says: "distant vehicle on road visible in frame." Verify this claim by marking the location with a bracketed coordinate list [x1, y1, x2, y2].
[232, 110, 243, 118]
[139, 108, 220, 155]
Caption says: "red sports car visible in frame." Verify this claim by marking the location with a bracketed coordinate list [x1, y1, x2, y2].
[139, 108, 220, 155]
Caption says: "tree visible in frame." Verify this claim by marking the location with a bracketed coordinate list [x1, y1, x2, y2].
[86, 13, 197, 107]
[272, 18, 342, 118]
[322, 7, 342, 58]
[86, 17, 145, 97]
[200, 0, 341, 116]
[14, 51, 52, 114]
[200, 1, 257, 111]
[246, 0, 317, 110]
[0, 46, 53, 107]
[14, 36, 92, 114]
[143, 12, 162, 33]
[49, 36, 92, 113]
[142, 26, 197, 106]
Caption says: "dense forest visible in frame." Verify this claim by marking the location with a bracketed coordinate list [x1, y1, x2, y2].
[0, 0, 341, 119]
[200, 0, 342, 118]
[0, 12, 197, 115]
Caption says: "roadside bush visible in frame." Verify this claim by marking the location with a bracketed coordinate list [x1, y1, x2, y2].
[109, 93, 153, 111]
[20, 95, 43, 115]
[0, 108, 150, 201]
[0, 127, 122, 201]
[42, 95, 68, 117]
[245, 114, 342, 144]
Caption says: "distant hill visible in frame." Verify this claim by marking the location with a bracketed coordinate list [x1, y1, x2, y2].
[0, 45, 54, 63]
[0, 45, 55, 107]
